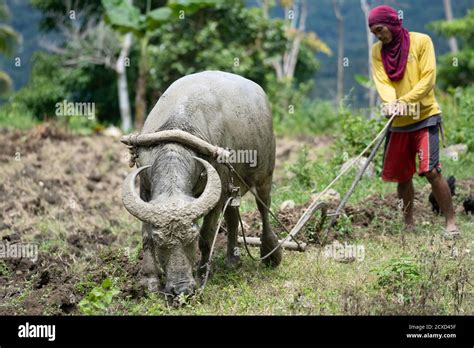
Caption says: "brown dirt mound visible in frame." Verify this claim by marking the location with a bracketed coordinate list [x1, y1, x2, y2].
[0, 123, 138, 314]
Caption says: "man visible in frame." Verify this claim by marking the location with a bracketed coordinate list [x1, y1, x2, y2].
[368, 5, 459, 238]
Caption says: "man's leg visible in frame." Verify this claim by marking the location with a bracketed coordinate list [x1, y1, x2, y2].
[424, 169, 458, 233]
[416, 125, 458, 236]
[382, 130, 416, 229]
[397, 178, 415, 228]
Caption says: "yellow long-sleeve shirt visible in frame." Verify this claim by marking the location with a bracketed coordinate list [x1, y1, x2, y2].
[372, 32, 441, 128]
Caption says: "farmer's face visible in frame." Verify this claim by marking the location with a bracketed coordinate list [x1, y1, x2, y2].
[370, 24, 393, 45]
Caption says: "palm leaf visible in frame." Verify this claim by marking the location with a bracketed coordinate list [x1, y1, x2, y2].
[0, 70, 13, 95]
[0, 0, 10, 21]
[0, 24, 20, 56]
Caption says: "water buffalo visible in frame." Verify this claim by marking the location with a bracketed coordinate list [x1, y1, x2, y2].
[121, 71, 281, 296]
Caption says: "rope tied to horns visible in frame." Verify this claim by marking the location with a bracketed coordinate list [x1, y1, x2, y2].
[121, 130, 231, 168]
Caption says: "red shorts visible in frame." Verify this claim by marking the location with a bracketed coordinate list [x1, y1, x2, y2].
[382, 125, 441, 183]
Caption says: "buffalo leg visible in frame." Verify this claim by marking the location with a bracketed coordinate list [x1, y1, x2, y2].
[256, 179, 282, 267]
[224, 206, 241, 269]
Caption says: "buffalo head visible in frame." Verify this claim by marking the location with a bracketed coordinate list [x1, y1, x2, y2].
[122, 156, 221, 296]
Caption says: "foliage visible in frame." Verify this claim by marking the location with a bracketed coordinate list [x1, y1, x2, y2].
[288, 146, 314, 189]
[102, 0, 143, 34]
[63, 115, 102, 136]
[333, 215, 354, 236]
[0, 260, 10, 277]
[354, 74, 375, 89]
[429, 9, 474, 47]
[273, 97, 338, 135]
[372, 257, 421, 290]
[429, 10, 474, 89]
[333, 107, 385, 174]
[0, 103, 37, 129]
[78, 277, 120, 315]
[371, 257, 422, 304]
[147, 1, 321, 96]
[31, 0, 106, 31]
[148, 2, 279, 91]
[4, 50, 121, 126]
[435, 50, 474, 90]
[1, 51, 109, 133]
[6, 0, 322, 129]
[437, 85, 474, 151]
[0, 23, 20, 56]
[0, 0, 20, 95]
[7, 53, 68, 117]
[267, 74, 312, 122]
[100, 0, 210, 36]
[0, 70, 12, 94]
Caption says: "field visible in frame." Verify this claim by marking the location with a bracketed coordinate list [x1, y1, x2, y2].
[0, 123, 472, 315]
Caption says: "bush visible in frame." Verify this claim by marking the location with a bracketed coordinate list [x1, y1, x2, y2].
[0, 103, 38, 129]
[10, 53, 68, 118]
[78, 277, 120, 315]
[436, 50, 474, 90]
[438, 85, 474, 151]
[429, 9, 474, 90]
[269, 75, 339, 136]
[287, 146, 314, 189]
[7, 51, 121, 126]
[273, 98, 339, 136]
[334, 107, 385, 174]
[64, 115, 102, 136]
[371, 257, 422, 304]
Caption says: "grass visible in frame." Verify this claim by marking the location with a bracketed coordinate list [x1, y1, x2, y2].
[80, 217, 472, 315]
[71, 144, 473, 315]
[0, 106, 38, 130]
[0, 101, 472, 315]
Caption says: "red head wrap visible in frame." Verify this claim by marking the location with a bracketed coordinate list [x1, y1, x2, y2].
[369, 5, 410, 81]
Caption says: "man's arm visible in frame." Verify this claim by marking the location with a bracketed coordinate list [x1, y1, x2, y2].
[372, 45, 402, 117]
[372, 44, 397, 104]
[399, 35, 436, 104]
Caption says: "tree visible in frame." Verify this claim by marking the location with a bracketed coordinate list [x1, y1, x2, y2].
[18, 0, 323, 126]
[32, 0, 134, 130]
[264, 0, 330, 119]
[143, 0, 324, 123]
[0, 0, 21, 95]
[429, 9, 474, 89]
[39, 5, 134, 131]
[146, 1, 282, 90]
[442, 0, 458, 53]
[360, 0, 377, 115]
[270, 0, 330, 81]
[102, 0, 218, 129]
[333, 0, 344, 106]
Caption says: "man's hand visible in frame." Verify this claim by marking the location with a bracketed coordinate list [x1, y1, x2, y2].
[381, 100, 407, 119]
